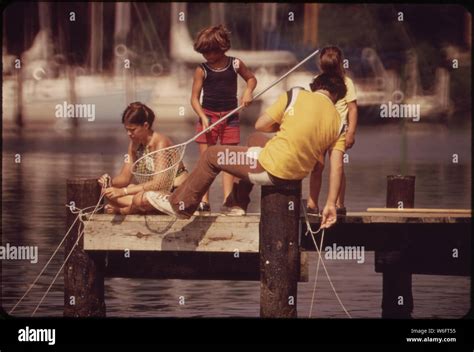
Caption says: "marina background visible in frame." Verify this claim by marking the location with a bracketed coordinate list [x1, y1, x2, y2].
[2, 2, 471, 317]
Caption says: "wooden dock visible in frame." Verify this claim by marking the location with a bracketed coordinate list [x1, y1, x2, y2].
[83, 214, 308, 281]
[64, 177, 471, 318]
[83, 210, 470, 278]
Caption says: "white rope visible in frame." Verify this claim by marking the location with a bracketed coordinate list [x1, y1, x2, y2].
[8, 208, 81, 314]
[308, 227, 352, 318]
[308, 226, 323, 317]
[30, 193, 105, 316]
[301, 201, 352, 318]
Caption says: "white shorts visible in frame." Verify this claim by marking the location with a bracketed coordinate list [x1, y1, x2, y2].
[246, 147, 275, 186]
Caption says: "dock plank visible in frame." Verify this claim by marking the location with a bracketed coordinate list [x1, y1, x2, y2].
[84, 214, 260, 252]
[84, 212, 471, 252]
[83, 212, 470, 277]
[309, 212, 471, 224]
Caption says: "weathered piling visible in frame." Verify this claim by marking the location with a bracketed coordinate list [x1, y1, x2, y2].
[386, 175, 415, 208]
[260, 181, 302, 318]
[64, 178, 105, 317]
[378, 175, 415, 318]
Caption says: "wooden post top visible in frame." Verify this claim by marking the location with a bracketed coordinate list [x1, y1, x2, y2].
[261, 180, 302, 191]
[387, 175, 415, 180]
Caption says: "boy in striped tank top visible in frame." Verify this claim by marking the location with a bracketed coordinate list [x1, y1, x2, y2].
[191, 25, 257, 213]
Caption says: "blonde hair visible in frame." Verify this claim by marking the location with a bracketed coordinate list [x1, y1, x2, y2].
[193, 25, 231, 53]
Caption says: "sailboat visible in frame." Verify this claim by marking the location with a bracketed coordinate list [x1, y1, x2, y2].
[2, 3, 158, 129]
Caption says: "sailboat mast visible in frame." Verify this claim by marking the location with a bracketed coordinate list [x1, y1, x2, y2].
[89, 2, 104, 73]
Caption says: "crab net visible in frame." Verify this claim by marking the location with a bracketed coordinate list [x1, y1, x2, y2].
[131, 143, 186, 191]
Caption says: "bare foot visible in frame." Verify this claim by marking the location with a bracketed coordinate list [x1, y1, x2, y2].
[104, 204, 120, 214]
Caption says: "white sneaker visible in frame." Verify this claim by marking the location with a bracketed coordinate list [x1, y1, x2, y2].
[145, 191, 188, 219]
[220, 205, 246, 216]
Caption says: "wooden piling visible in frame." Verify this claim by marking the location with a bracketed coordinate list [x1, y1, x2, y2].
[379, 175, 415, 318]
[260, 181, 301, 318]
[64, 178, 106, 317]
[386, 175, 415, 208]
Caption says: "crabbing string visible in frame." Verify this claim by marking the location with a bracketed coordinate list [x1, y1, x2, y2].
[8, 213, 80, 314]
[9, 183, 106, 316]
[301, 200, 352, 318]
[31, 193, 105, 316]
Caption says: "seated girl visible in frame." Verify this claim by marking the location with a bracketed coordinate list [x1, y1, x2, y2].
[98, 102, 188, 214]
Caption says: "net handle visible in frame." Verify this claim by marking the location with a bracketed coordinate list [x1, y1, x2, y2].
[186, 48, 320, 144]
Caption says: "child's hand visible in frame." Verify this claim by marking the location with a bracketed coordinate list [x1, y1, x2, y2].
[200, 116, 210, 130]
[240, 91, 253, 107]
[98, 174, 111, 188]
[320, 204, 337, 229]
[102, 187, 125, 200]
[345, 131, 355, 149]
[104, 204, 120, 214]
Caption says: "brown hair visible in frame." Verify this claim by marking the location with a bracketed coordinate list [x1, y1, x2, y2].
[121, 102, 155, 127]
[193, 25, 231, 53]
[309, 73, 347, 101]
[319, 46, 345, 77]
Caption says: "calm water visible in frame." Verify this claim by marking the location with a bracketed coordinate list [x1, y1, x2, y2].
[1, 119, 471, 318]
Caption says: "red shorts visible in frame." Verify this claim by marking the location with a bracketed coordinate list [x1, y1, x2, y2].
[195, 108, 240, 145]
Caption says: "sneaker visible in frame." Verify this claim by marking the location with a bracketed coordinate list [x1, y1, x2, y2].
[145, 191, 188, 219]
[220, 205, 246, 216]
[194, 202, 211, 215]
[336, 206, 347, 215]
[197, 202, 211, 212]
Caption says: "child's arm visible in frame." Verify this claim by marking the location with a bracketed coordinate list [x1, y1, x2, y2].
[236, 59, 257, 107]
[345, 101, 358, 149]
[110, 142, 135, 187]
[255, 113, 279, 133]
[190, 66, 210, 130]
[321, 149, 343, 229]
[255, 92, 287, 132]
[102, 143, 137, 199]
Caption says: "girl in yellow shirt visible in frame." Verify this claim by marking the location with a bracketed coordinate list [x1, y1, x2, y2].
[307, 46, 358, 215]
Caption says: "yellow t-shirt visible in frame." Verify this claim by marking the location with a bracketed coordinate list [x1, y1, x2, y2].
[258, 90, 342, 180]
[335, 76, 357, 125]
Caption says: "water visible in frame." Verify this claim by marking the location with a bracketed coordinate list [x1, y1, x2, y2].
[2, 120, 471, 318]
